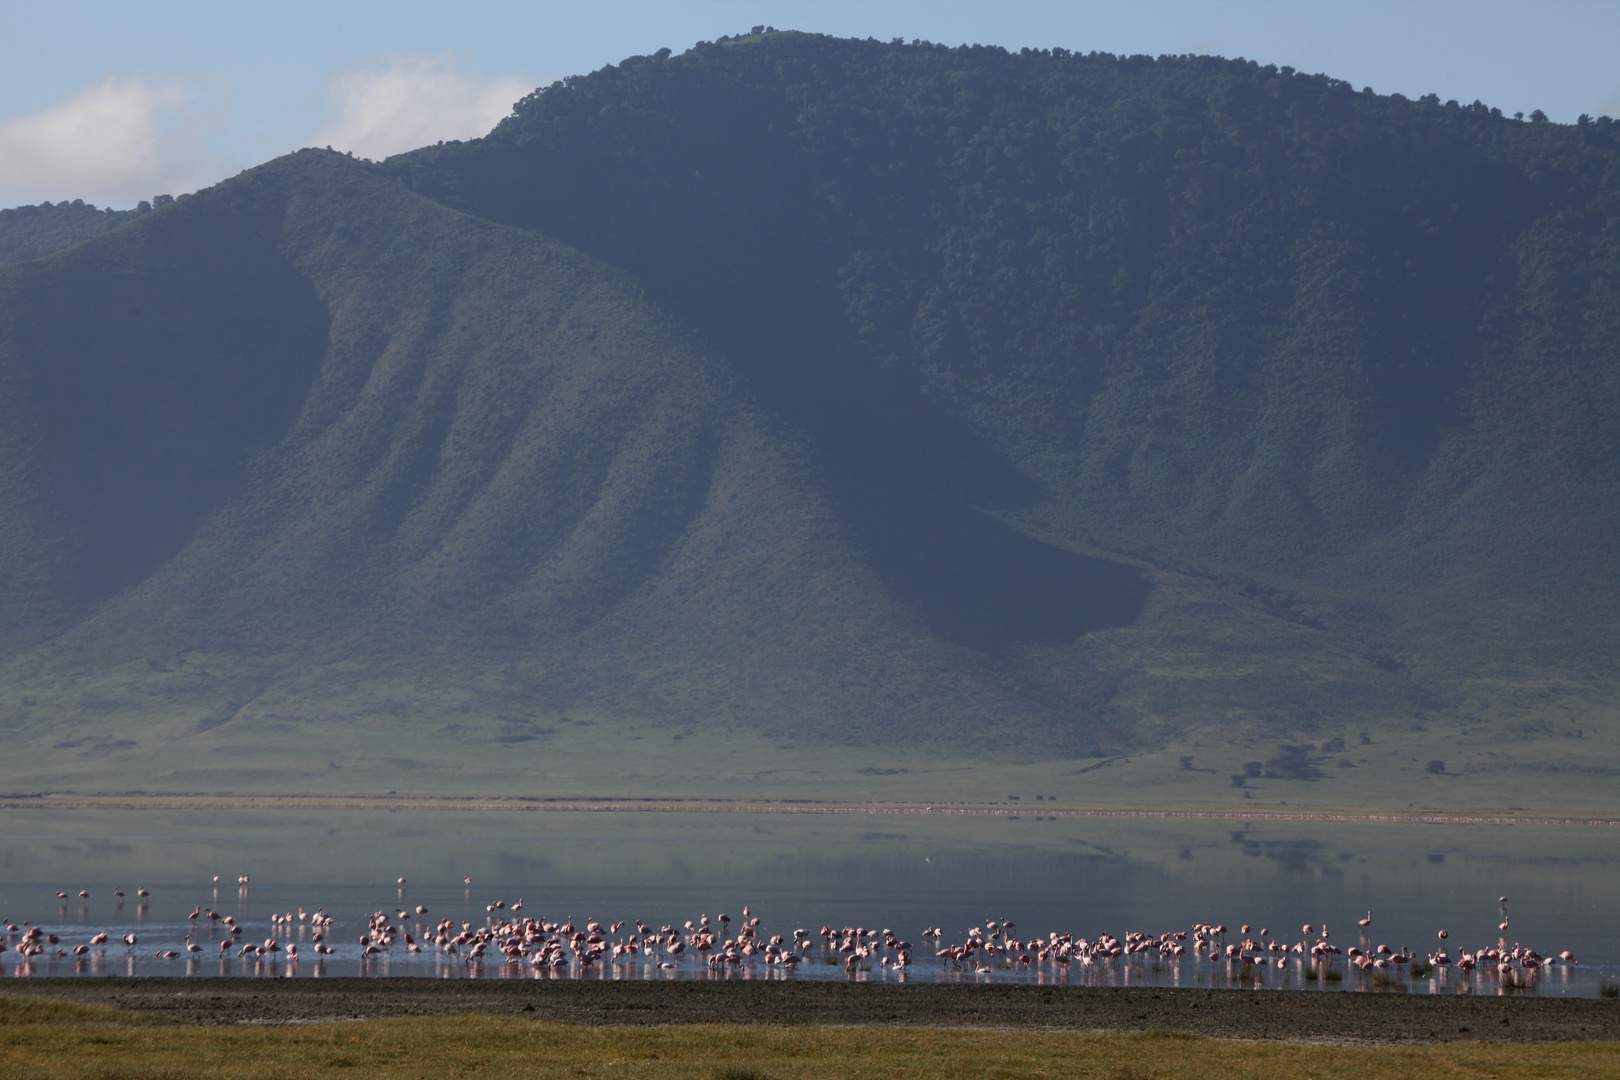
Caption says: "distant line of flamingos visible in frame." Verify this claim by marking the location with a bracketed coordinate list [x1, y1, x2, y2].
[0, 884, 1582, 990]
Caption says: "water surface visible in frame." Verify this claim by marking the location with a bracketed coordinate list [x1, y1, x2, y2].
[1, 810, 1612, 995]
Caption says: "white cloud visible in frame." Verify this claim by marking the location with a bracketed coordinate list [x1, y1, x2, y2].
[0, 76, 220, 207]
[315, 56, 531, 161]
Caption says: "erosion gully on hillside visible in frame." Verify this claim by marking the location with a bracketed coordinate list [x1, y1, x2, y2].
[3, 979, 1617, 1044]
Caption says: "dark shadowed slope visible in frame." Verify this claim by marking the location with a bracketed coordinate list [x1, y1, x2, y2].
[0, 193, 326, 642]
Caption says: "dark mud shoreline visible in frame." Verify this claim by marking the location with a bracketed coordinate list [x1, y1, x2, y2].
[3, 979, 1616, 1044]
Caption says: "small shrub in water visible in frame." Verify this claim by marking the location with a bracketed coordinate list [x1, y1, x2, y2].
[1323, 967, 1343, 983]
[1411, 960, 1433, 977]
[1600, 979, 1619, 998]
[1303, 968, 1319, 982]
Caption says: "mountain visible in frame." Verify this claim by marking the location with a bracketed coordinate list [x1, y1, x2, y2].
[0, 33, 1615, 804]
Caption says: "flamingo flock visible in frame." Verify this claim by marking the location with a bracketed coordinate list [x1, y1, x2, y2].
[410, 906, 833, 974]
[916, 909, 1578, 988]
[0, 884, 1590, 993]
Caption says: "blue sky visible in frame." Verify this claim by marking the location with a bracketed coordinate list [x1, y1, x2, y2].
[3, 0, 1618, 208]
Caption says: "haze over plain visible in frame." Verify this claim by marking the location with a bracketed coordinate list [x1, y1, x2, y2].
[0, 16, 1616, 811]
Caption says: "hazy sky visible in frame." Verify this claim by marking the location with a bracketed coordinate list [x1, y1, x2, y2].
[3, 0, 1618, 208]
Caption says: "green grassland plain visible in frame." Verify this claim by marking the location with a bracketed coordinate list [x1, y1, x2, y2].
[1, 997, 1618, 1080]
[0, 696, 1612, 816]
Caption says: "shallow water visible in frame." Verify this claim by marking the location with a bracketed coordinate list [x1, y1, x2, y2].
[0, 810, 1613, 995]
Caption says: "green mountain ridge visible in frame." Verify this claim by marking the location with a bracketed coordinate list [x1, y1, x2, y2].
[0, 33, 1615, 805]
[0, 199, 153, 267]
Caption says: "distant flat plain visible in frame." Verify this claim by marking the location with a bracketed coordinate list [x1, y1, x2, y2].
[2, 711, 1614, 819]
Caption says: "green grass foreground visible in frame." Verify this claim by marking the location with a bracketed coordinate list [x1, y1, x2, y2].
[1, 998, 1616, 1079]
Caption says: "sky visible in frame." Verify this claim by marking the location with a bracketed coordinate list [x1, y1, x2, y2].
[3, 0, 1619, 209]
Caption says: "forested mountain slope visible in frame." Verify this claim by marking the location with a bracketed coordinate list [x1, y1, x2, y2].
[0, 33, 1614, 800]
[391, 31, 1620, 724]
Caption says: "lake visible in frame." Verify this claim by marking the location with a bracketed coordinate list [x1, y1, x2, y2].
[1, 809, 1614, 995]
